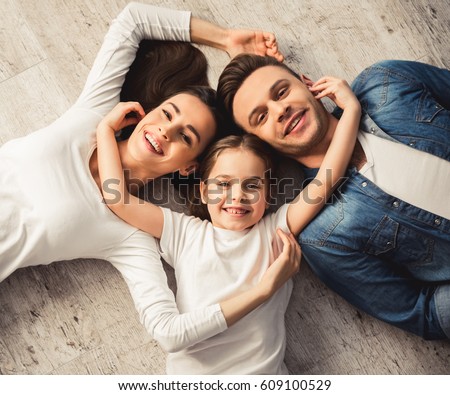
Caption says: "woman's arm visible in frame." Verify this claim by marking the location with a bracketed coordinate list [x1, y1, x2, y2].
[287, 77, 361, 236]
[76, 2, 283, 116]
[97, 102, 164, 238]
[190, 18, 283, 61]
[220, 228, 300, 326]
[75, 3, 192, 116]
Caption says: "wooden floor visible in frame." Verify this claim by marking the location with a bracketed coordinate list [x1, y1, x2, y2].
[0, 0, 449, 375]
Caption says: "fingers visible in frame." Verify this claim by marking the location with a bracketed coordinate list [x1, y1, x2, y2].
[308, 76, 351, 100]
[276, 228, 301, 273]
[264, 32, 284, 62]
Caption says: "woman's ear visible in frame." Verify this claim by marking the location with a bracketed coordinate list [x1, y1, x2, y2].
[179, 161, 199, 176]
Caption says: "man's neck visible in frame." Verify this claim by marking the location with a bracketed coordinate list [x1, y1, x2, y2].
[293, 114, 338, 169]
[292, 115, 367, 170]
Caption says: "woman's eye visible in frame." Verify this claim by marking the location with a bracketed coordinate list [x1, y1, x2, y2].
[181, 133, 192, 146]
[218, 181, 230, 188]
[163, 109, 171, 120]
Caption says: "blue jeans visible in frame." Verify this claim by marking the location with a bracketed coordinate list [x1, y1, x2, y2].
[300, 60, 450, 339]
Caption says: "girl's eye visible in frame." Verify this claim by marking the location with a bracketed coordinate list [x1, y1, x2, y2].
[245, 183, 261, 191]
[163, 109, 171, 120]
[257, 111, 267, 124]
[217, 181, 230, 188]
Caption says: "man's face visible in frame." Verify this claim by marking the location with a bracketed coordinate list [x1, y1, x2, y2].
[232, 66, 329, 159]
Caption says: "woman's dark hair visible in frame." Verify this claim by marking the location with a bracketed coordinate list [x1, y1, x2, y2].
[189, 134, 276, 221]
[119, 40, 223, 141]
[121, 40, 210, 110]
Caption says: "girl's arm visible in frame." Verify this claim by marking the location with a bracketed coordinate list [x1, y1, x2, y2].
[221, 228, 300, 326]
[287, 77, 361, 236]
[98, 102, 299, 330]
[97, 102, 164, 239]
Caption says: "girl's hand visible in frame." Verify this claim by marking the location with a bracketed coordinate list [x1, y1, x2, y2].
[99, 102, 146, 133]
[308, 76, 360, 111]
[259, 228, 301, 297]
[225, 28, 284, 61]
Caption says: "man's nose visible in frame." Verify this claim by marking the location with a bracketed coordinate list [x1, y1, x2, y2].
[268, 100, 290, 123]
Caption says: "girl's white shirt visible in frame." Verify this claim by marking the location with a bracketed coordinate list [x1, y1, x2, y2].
[0, 3, 227, 353]
[159, 204, 293, 374]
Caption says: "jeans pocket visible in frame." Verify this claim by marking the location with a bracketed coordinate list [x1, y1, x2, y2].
[364, 215, 434, 267]
[416, 90, 450, 131]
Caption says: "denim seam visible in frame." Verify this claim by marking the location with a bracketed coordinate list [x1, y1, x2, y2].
[435, 287, 450, 338]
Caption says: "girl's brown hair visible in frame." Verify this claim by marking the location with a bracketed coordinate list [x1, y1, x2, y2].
[189, 134, 276, 221]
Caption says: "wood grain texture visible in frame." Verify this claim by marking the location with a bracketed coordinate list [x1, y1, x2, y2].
[0, 0, 449, 375]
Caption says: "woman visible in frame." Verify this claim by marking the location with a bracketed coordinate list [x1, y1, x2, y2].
[0, 3, 284, 352]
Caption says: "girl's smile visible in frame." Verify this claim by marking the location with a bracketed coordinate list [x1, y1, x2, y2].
[201, 148, 269, 231]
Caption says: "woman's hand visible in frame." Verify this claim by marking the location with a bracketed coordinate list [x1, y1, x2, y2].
[98, 102, 146, 133]
[307, 76, 360, 111]
[225, 28, 284, 61]
[258, 228, 301, 297]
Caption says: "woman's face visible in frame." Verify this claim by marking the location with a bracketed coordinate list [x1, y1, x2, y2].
[127, 93, 217, 177]
[201, 148, 269, 231]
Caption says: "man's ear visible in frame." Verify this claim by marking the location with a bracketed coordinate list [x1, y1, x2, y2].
[300, 74, 314, 88]
[179, 161, 198, 177]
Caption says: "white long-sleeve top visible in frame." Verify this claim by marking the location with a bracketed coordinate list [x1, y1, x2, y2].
[159, 205, 293, 374]
[0, 2, 227, 353]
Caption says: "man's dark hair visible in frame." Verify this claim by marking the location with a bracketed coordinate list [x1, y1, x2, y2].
[217, 54, 300, 119]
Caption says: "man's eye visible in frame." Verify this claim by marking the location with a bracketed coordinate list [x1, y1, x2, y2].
[163, 109, 171, 120]
[257, 112, 267, 124]
[277, 88, 287, 99]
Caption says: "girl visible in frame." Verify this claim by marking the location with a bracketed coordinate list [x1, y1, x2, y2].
[0, 3, 284, 355]
[97, 75, 361, 374]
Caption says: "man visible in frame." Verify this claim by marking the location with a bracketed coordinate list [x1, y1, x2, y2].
[217, 55, 450, 339]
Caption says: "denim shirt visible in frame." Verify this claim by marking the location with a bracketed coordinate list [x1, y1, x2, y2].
[299, 60, 450, 339]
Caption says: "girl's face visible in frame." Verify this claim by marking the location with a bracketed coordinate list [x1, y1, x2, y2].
[201, 148, 269, 231]
[127, 93, 216, 177]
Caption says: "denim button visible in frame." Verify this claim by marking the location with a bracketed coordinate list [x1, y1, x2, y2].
[435, 218, 442, 226]
[370, 127, 375, 133]
[393, 201, 400, 208]
[362, 181, 368, 187]
[386, 241, 392, 246]
[409, 141, 416, 147]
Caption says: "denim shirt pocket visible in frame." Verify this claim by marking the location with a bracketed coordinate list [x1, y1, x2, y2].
[416, 89, 450, 132]
[364, 215, 434, 267]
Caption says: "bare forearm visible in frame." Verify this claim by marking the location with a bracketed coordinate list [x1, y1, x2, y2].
[96, 124, 129, 207]
[219, 284, 271, 327]
[316, 103, 361, 192]
[190, 17, 228, 51]
[287, 103, 360, 235]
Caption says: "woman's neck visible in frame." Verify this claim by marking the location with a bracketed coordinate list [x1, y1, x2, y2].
[90, 140, 158, 196]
